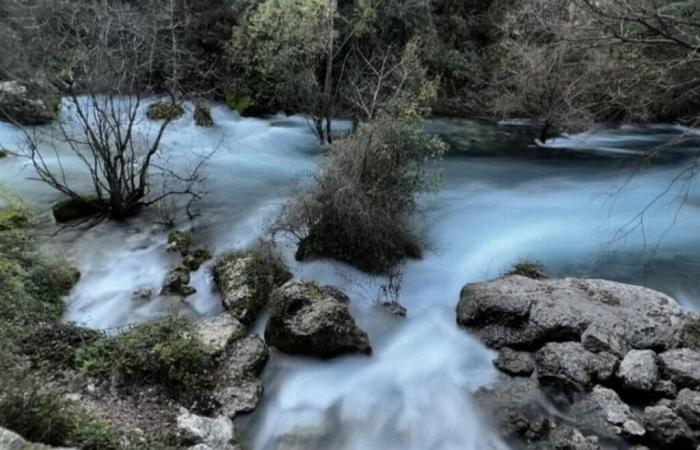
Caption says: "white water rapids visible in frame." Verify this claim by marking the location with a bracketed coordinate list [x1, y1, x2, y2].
[1, 100, 700, 449]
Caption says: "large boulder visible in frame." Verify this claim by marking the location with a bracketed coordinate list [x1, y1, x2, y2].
[265, 280, 371, 358]
[214, 252, 291, 325]
[213, 335, 268, 417]
[658, 348, 700, 388]
[0, 425, 77, 449]
[457, 276, 691, 351]
[0, 78, 61, 125]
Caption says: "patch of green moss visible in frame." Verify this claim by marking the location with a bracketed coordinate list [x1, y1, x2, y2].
[76, 317, 215, 400]
[194, 104, 214, 127]
[147, 102, 185, 121]
[225, 89, 251, 115]
[52, 197, 107, 223]
[0, 208, 30, 230]
[0, 149, 8, 158]
[214, 242, 292, 324]
[679, 316, 700, 350]
[167, 230, 192, 253]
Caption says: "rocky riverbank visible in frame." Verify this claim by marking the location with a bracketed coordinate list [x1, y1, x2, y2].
[457, 274, 700, 449]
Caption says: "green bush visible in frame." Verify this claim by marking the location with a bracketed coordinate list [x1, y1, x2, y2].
[0, 368, 121, 450]
[76, 317, 214, 400]
[194, 104, 214, 127]
[506, 260, 547, 279]
[147, 101, 185, 120]
[225, 89, 251, 115]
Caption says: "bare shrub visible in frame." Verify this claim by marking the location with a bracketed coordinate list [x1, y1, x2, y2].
[274, 84, 446, 273]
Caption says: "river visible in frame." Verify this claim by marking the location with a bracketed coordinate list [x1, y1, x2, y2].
[1, 100, 699, 449]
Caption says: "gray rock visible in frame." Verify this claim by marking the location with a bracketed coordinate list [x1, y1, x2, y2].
[654, 379, 678, 398]
[549, 426, 600, 450]
[195, 314, 246, 355]
[659, 348, 700, 388]
[0, 78, 61, 125]
[642, 405, 696, 449]
[590, 351, 618, 383]
[457, 276, 688, 351]
[176, 408, 238, 450]
[569, 385, 644, 440]
[379, 301, 407, 317]
[0, 425, 77, 449]
[676, 388, 700, 428]
[213, 335, 269, 417]
[162, 266, 195, 297]
[265, 280, 371, 358]
[535, 342, 599, 392]
[581, 322, 628, 358]
[475, 377, 551, 441]
[493, 347, 535, 376]
[617, 350, 658, 391]
[214, 253, 291, 325]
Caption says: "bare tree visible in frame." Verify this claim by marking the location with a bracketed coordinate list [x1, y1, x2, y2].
[18, 0, 210, 222]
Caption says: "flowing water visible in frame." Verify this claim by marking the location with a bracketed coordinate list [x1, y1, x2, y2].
[1, 100, 700, 449]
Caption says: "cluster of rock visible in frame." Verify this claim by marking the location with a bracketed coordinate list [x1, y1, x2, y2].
[457, 275, 700, 450]
[177, 251, 371, 449]
[161, 230, 211, 298]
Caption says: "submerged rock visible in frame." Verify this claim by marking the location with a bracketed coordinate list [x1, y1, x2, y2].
[457, 276, 690, 351]
[52, 197, 107, 223]
[0, 78, 61, 125]
[162, 266, 195, 297]
[213, 251, 291, 325]
[167, 230, 192, 254]
[265, 280, 372, 358]
[194, 104, 214, 127]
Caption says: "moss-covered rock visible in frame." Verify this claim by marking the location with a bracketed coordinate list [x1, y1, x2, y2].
[147, 102, 185, 121]
[0, 149, 8, 158]
[167, 230, 192, 253]
[213, 246, 292, 325]
[194, 104, 214, 127]
[51, 197, 107, 223]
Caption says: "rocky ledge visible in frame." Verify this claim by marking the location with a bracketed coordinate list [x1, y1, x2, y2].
[458, 275, 700, 450]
